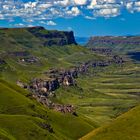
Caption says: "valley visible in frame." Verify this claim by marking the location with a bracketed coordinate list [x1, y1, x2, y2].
[0, 27, 140, 140]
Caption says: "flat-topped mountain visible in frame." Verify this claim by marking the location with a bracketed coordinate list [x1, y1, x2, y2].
[86, 36, 140, 52]
[0, 26, 77, 47]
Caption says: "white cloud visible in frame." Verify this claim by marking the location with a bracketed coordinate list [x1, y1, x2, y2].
[26, 2, 37, 8]
[85, 16, 96, 20]
[38, 3, 52, 9]
[74, 0, 87, 5]
[126, 2, 133, 10]
[47, 20, 57, 26]
[66, 7, 80, 16]
[27, 24, 35, 27]
[0, 0, 140, 24]
[102, 0, 116, 3]
[71, 7, 81, 16]
[54, 0, 70, 6]
[14, 23, 25, 27]
[126, 1, 140, 13]
[94, 7, 120, 17]
[87, 0, 97, 9]
[135, 1, 140, 7]
[39, 21, 46, 24]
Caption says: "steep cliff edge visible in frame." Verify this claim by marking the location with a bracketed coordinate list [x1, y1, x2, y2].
[86, 36, 140, 52]
[28, 26, 77, 46]
[0, 26, 77, 47]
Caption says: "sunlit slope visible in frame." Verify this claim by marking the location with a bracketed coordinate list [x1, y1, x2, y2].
[54, 63, 140, 129]
[0, 27, 104, 82]
[80, 104, 140, 140]
[0, 79, 94, 140]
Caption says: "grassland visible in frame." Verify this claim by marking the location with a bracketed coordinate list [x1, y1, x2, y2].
[0, 79, 95, 140]
[80, 104, 140, 140]
[0, 27, 140, 139]
[54, 62, 140, 127]
[0, 27, 102, 139]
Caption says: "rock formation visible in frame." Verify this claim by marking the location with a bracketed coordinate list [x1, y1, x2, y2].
[27, 26, 77, 46]
[0, 59, 6, 65]
[86, 36, 140, 51]
[0, 26, 77, 47]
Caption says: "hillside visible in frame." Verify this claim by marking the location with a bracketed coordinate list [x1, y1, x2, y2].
[0, 27, 140, 140]
[80, 104, 140, 140]
[0, 26, 77, 47]
[0, 27, 105, 139]
[0, 79, 94, 140]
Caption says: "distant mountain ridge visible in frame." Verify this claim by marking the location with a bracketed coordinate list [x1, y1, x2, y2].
[86, 36, 140, 52]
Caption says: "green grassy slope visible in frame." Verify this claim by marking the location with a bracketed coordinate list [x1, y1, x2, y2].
[0, 79, 94, 140]
[0, 27, 140, 139]
[54, 62, 140, 128]
[1, 27, 106, 139]
[80, 104, 140, 140]
[0, 27, 100, 82]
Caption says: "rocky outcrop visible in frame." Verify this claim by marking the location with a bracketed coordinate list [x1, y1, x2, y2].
[51, 104, 75, 114]
[28, 69, 78, 97]
[90, 48, 112, 55]
[86, 36, 140, 51]
[27, 26, 77, 46]
[19, 57, 38, 63]
[9, 51, 39, 64]
[0, 59, 6, 65]
[21, 53, 124, 94]
[39, 123, 54, 133]
[17, 50, 125, 114]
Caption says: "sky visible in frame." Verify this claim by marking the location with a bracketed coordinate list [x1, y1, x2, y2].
[0, 0, 140, 37]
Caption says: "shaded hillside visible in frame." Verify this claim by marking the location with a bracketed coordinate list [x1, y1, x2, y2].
[80, 105, 140, 140]
[86, 36, 140, 52]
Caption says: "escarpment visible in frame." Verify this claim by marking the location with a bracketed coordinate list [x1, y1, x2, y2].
[27, 26, 77, 46]
[86, 36, 140, 51]
[0, 26, 77, 47]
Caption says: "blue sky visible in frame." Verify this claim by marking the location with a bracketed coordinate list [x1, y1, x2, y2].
[0, 0, 140, 37]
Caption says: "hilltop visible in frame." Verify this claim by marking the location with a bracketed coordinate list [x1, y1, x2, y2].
[0, 26, 77, 47]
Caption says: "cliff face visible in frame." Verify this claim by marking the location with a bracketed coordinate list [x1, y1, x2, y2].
[27, 26, 77, 46]
[0, 26, 77, 47]
[86, 36, 140, 51]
